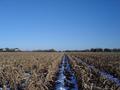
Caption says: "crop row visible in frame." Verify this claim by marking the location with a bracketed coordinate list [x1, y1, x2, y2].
[69, 52, 120, 79]
[68, 53, 120, 90]
[0, 52, 63, 90]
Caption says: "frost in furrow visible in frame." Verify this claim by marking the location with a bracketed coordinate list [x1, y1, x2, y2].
[100, 72, 120, 86]
[78, 58, 120, 86]
[0, 82, 11, 90]
[55, 55, 78, 90]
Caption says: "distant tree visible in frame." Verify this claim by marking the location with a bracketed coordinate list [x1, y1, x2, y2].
[5, 48, 10, 52]
[32, 49, 57, 52]
[47, 49, 56, 52]
[90, 48, 103, 52]
[0, 48, 3, 52]
[118, 49, 120, 52]
[90, 48, 95, 52]
[104, 48, 112, 52]
[81, 49, 90, 52]
[0, 48, 21, 52]
[112, 48, 120, 52]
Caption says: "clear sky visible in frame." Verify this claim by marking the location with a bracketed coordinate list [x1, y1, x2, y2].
[0, 0, 120, 50]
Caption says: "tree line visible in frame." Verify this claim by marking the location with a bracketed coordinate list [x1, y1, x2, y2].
[0, 48, 21, 52]
[0, 48, 120, 52]
[64, 48, 120, 52]
[32, 49, 57, 52]
[0, 48, 57, 52]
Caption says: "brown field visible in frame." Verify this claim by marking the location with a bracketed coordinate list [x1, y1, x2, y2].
[0, 52, 63, 90]
[68, 52, 120, 90]
[0, 52, 120, 90]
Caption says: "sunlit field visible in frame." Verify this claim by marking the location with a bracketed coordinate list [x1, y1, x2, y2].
[68, 52, 120, 90]
[0, 52, 120, 90]
[0, 52, 63, 90]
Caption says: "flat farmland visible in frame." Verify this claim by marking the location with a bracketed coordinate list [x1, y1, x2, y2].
[0, 52, 120, 90]
[68, 52, 120, 90]
[0, 52, 63, 90]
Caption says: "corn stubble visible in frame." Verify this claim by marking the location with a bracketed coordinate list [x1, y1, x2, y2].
[68, 52, 120, 90]
[0, 52, 63, 90]
[0, 52, 120, 90]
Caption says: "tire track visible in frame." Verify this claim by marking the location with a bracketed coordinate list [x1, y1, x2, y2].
[55, 55, 78, 90]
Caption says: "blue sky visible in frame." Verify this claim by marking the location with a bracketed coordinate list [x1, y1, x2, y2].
[0, 0, 120, 50]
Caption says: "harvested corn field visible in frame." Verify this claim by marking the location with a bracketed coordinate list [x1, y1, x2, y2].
[0, 52, 63, 90]
[0, 52, 120, 90]
[68, 52, 120, 90]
